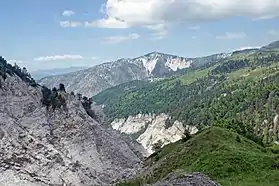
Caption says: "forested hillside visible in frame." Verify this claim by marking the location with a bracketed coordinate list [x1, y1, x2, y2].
[94, 40, 279, 145]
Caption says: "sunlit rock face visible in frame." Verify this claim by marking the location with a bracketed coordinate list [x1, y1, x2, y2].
[274, 114, 279, 143]
[111, 113, 199, 154]
[0, 74, 146, 186]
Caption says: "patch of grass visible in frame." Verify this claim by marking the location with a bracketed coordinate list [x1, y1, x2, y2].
[267, 144, 279, 154]
[227, 64, 279, 83]
[178, 67, 213, 85]
[118, 127, 279, 186]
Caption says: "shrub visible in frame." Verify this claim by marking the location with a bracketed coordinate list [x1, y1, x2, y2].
[152, 140, 163, 152]
[41, 86, 67, 111]
[182, 129, 191, 142]
[59, 83, 66, 92]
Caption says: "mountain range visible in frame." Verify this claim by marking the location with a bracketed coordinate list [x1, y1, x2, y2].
[92, 40, 279, 155]
[39, 52, 230, 97]
[31, 66, 88, 80]
[1, 40, 279, 186]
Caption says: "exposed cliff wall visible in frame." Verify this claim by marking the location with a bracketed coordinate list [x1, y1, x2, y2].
[111, 113, 198, 154]
[0, 74, 145, 186]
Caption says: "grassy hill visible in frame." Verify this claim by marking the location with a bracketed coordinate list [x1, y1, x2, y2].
[118, 127, 279, 186]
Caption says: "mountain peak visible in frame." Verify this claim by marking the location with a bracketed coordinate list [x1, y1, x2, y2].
[39, 51, 225, 97]
[142, 52, 181, 59]
[144, 51, 163, 56]
[261, 40, 279, 50]
[133, 52, 192, 74]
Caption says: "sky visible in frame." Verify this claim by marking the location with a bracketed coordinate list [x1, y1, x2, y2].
[1, 0, 279, 71]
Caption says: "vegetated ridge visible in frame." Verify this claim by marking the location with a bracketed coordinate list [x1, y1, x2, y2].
[94, 40, 279, 147]
[39, 52, 229, 97]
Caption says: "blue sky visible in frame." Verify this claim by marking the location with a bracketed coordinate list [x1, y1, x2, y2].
[1, 0, 279, 71]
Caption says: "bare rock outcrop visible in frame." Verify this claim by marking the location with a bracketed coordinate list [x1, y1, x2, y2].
[111, 113, 198, 154]
[0, 74, 145, 186]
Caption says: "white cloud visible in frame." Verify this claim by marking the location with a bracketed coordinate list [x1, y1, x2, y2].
[102, 33, 140, 44]
[216, 32, 247, 40]
[60, 21, 82, 28]
[268, 29, 279, 36]
[96, 0, 279, 29]
[238, 46, 261, 50]
[91, 56, 99, 60]
[191, 36, 197, 39]
[62, 10, 75, 17]
[59, 0, 279, 44]
[228, 46, 261, 52]
[145, 23, 166, 31]
[145, 23, 169, 40]
[150, 30, 168, 40]
[85, 18, 129, 29]
[189, 25, 200, 30]
[34, 55, 84, 61]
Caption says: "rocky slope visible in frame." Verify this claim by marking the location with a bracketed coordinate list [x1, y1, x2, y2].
[39, 59, 148, 97]
[0, 72, 146, 185]
[111, 113, 198, 154]
[39, 52, 228, 97]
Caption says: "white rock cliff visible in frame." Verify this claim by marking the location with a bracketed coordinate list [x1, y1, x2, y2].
[111, 113, 199, 154]
[0, 74, 145, 186]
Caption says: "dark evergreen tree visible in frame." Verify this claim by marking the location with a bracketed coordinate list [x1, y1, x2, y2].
[41, 86, 52, 110]
[77, 93, 82, 101]
[81, 96, 97, 120]
[152, 140, 163, 152]
[59, 83, 66, 92]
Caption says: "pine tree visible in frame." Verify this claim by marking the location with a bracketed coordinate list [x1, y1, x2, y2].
[59, 83, 66, 92]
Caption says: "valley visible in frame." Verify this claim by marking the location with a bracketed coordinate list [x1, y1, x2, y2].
[2, 1, 279, 185]
[1, 40, 279, 186]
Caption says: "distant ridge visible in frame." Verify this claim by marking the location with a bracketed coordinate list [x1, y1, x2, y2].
[39, 52, 228, 96]
[31, 66, 88, 80]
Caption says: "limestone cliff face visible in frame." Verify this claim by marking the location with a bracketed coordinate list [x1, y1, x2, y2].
[0, 74, 145, 186]
[111, 113, 199, 154]
[273, 114, 279, 143]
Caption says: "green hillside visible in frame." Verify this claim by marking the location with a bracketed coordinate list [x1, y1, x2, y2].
[93, 80, 150, 104]
[93, 41, 279, 144]
[118, 127, 279, 186]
